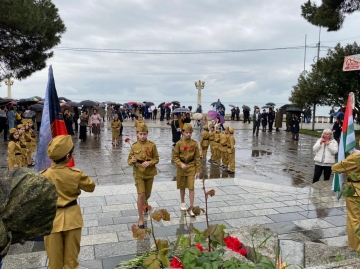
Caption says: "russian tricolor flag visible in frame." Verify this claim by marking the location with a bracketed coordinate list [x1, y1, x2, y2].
[35, 66, 74, 172]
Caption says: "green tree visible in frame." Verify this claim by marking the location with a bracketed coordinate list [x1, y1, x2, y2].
[0, 0, 66, 81]
[290, 42, 360, 129]
[301, 0, 360, 31]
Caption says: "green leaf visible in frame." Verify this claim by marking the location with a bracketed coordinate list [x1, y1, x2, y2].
[349, 172, 359, 182]
[182, 251, 197, 268]
[148, 259, 161, 269]
[143, 255, 157, 266]
[356, 227, 360, 236]
[201, 263, 212, 269]
[157, 253, 170, 267]
[205, 225, 217, 237]
[192, 226, 201, 235]
[156, 239, 169, 255]
[174, 234, 183, 251]
[181, 237, 191, 250]
[189, 246, 202, 256]
[341, 184, 356, 197]
[213, 226, 225, 243]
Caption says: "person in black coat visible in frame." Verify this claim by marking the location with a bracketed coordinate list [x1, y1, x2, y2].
[230, 108, 235, 121]
[168, 114, 181, 146]
[267, 107, 275, 132]
[63, 109, 74, 135]
[235, 107, 240, 121]
[160, 106, 165, 121]
[332, 118, 342, 144]
[243, 109, 250, 124]
[290, 114, 301, 140]
[261, 109, 268, 132]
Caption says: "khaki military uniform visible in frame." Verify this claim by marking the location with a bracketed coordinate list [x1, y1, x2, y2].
[214, 131, 221, 164]
[24, 130, 32, 163]
[7, 141, 22, 170]
[29, 128, 37, 153]
[227, 133, 236, 172]
[220, 133, 230, 167]
[332, 152, 360, 251]
[41, 163, 95, 269]
[173, 138, 200, 189]
[19, 134, 27, 167]
[127, 139, 159, 194]
[200, 130, 210, 159]
[111, 119, 121, 138]
[209, 129, 215, 161]
[134, 120, 145, 128]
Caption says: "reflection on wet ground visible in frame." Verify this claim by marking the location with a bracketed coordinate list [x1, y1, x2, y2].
[0, 121, 319, 188]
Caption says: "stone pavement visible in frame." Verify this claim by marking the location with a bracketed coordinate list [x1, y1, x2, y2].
[0, 120, 354, 269]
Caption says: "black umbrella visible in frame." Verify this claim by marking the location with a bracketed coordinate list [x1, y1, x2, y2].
[59, 97, 71, 102]
[158, 102, 165, 108]
[0, 98, 13, 105]
[211, 102, 217, 106]
[29, 104, 43, 112]
[146, 102, 155, 106]
[242, 105, 250, 111]
[17, 98, 37, 106]
[65, 101, 81, 107]
[229, 104, 236, 108]
[172, 107, 190, 113]
[286, 108, 305, 114]
[172, 101, 180, 106]
[266, 102, 276, 106]
[261, 105, 274, 109]
[79, 100, 97, 107]
[279, 104, 293, 113]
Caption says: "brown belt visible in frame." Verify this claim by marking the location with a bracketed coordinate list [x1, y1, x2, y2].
[15, 153, 22, 155]
[58, 200, 77, 208]
[180, 158, 194, 163]
[137, 160, 150, 164]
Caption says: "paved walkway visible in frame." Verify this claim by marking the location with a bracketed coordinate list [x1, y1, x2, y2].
[0, 120, 351, 269]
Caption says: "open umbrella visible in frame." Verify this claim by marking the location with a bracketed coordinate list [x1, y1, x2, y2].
[158, 102, 165, 108]
[266, 102, 276, 106]
[59, 97, 71, 102]
[164, 102, 172, 108]
[127, 101, 137, 105]
[208, 110, 225, 124]
[0, 99, 14, 105]
[173, 107, 190, 113]
[279, 104, 293, 111]
[31, 96, 44, 101]
[210, 102, 217, 106]
[146, 102, 155, 106]
[29, 104, 43, 112]
[286, 108, 305, 114]
[261, 105, 274, 109]
[192, 113, 203, 120]
[65, 101, 81, 107]
[79, 100, 97, 107]
[17, 98, 38, 106]
[242, 105, 250, 111]
[229, 104, 236, 108]
[172, 101, 180, 106]
[331, 112, 344, 119]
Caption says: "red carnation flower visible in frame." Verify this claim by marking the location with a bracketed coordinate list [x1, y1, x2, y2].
[195, 243, 204, 252]
[239, 248, 247, 257]
[170, 257, 184, 269]
[183, 146, 188, 151]
[125, 137, 131, 142]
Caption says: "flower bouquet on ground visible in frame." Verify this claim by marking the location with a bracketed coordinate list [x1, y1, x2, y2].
[116, 178, 287, 269]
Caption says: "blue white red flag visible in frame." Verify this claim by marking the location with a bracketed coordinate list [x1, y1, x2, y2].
[35, 66, 74, 171]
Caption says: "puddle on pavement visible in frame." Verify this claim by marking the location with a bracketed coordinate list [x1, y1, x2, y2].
[237, 149, 273, 157]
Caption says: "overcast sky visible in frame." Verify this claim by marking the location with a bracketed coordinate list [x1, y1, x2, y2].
[5, 0, 360, 113]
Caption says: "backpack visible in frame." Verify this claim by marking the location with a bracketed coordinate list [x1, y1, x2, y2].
[0, 168, 57, 259]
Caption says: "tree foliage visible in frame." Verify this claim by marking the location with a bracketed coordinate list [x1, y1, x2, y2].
[290, 42, 360, 113]
[301, 0, 360, 31]
[0, 0, 66, 81]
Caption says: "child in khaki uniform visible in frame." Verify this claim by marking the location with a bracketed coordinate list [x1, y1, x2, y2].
[200, 125, 210, 159]
[127, 124, 159, 228]
[173, 123, 201, 217]
[41, 135, 95, 269]
[227, 127, 236, 174]
[208, 123, 215, 162]
[7, 128, 22, 170]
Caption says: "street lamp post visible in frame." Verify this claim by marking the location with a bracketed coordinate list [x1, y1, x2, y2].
[4, 77, 14, 98]
[194, 80, 205, 107]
